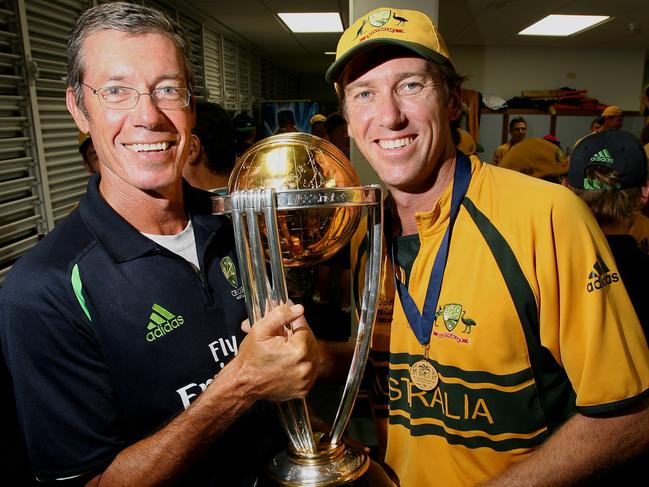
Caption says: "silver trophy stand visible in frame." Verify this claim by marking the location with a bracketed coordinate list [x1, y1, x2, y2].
[213, 185, 383, 486]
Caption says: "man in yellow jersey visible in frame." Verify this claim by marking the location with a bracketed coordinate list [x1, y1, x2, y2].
[600, 105, 624, 131]
[492, 117, 527, 165]
[319, 7, 649, 487]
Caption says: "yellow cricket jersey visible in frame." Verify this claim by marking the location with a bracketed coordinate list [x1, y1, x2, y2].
[629, 213, 649, 254]
[491, 142, 512, 165]
[352, 157, 649, 487]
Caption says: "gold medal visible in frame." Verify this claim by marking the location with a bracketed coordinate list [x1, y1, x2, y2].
[410, 358, 439, 391]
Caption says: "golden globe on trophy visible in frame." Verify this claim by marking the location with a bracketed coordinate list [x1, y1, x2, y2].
[212, 133, 385, 486]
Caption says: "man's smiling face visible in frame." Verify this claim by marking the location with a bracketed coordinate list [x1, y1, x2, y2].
[67, 30, 194, 198]
[342, 53, 458, 194]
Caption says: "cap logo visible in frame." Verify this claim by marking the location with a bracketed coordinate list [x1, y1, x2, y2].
[358, 10, 407, 43]
[589, 148, 614, 165]
[369, 10, 391, 27]
[582, 179, 620, 191]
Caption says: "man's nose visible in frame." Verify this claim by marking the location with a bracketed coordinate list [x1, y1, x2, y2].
[377, 93, 406, 130]
[130, 93, 165, 128]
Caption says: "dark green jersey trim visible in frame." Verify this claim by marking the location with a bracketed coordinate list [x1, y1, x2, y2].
[390, 351, 533, 387]
[394, 234, 420, 284]
[388, 365, 545, 436]
[370, 350, 390, 363]
[577, 387, 649, 415]
[389, 414, 548, 451]
[462, 197, 576, 432]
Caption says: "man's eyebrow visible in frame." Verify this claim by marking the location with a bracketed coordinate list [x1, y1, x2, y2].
[345, 69, 429, 91]
[153, 73, 185, 85]
[345, 79, 373, 91]
[97, 73, 186, 85]
[393, 70, 430, 81]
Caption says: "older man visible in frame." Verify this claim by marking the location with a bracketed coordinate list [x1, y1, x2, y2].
[321, 6, 649, 487]
[0, 3, 318, 485]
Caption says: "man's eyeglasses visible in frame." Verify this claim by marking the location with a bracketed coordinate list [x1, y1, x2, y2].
[81, 82, 191, 110]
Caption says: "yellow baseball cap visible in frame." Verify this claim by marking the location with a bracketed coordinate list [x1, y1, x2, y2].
[500, 138, 568, 181]
[325, 7, 453, 83]
[602, 105, 623, 117]
[309, 114, 327, 125]
[457, 129, 476, 156]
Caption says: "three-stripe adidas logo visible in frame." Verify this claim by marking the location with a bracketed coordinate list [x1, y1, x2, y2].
[586, 256, 619, 292]
[146, 303, 185, 342]
[589, 148, 614, 165]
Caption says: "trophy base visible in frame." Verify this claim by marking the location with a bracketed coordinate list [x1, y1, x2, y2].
[267, 440, 373, 487]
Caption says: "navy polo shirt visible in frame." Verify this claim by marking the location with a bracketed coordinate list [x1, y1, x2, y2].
[0, 176, 284, 485]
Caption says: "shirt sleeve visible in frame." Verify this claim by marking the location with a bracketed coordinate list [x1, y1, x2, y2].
[0, 267, 124, 481]
[537, 189, 649, 413]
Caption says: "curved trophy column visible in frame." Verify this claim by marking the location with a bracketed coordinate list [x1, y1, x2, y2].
[212, 134, 384, 486]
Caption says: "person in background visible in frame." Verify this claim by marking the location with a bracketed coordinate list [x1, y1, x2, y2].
[0, 3, 319, 485]
[321, 5, 649, 486]
[629, 212, 649, 254]
[567, 131, 649, 486]
[591, 116, 605, 133]
[567, 129, 649, 339]
[627, 124, 649, 252]
[308, 112, 353, 341]
[233, 112, 257, 157]
[325, 111, 350, 158]
[309, 113, 328, 139]
[183, 99, 236, 194]
[79, 132, 99, 174]
[572, 117, 606, 153]
[500, 137, 568, 184]
[600, 105, 624, 131]
[492, 116, 527, 165]
[275, 109, 299, 134]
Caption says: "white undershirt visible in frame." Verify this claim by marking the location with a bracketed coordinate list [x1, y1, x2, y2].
[142, 219, 200, 268]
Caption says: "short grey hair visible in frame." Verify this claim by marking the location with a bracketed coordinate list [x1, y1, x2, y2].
[67, 2, 194, 115]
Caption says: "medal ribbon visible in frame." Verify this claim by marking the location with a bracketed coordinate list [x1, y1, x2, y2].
[391, 153, 472, 346]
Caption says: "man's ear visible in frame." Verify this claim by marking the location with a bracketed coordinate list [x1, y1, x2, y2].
[640, 178, 649, 207]
[66, 87, 90, 134]
[447, 87, 463, 122]
[187, 134, 201, 165]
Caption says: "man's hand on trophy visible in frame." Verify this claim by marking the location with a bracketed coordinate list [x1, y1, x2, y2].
[236, 304, 320, 402]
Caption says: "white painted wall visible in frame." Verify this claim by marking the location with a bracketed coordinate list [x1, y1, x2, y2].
[452, 45, 646, 111]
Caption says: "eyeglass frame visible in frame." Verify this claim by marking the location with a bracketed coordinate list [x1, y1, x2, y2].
[80, 81, 192, 110]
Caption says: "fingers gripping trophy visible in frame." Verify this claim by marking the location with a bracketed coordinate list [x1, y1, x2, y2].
[212, 133, 384, 486]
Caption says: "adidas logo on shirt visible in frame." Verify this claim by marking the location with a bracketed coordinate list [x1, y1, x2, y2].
[586, 256, 619, 293]
[589, 148, 614, 165]
[146, 303, 185, 342]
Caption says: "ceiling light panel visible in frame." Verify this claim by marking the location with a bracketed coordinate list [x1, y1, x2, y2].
[278, 12, 343, 33]
[519, 15, 610, 37]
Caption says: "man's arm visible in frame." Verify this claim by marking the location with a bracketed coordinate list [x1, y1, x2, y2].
[478, 398, 649, 486]
[85, 304, 318, 486]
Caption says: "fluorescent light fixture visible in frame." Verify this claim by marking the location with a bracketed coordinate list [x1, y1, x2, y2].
[278, 12, 343, 33]
[324, 51, 336, 56]
[519, 14, 610, 37]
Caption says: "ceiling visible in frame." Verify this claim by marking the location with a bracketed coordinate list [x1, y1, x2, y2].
[184, 0, 649, 77]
